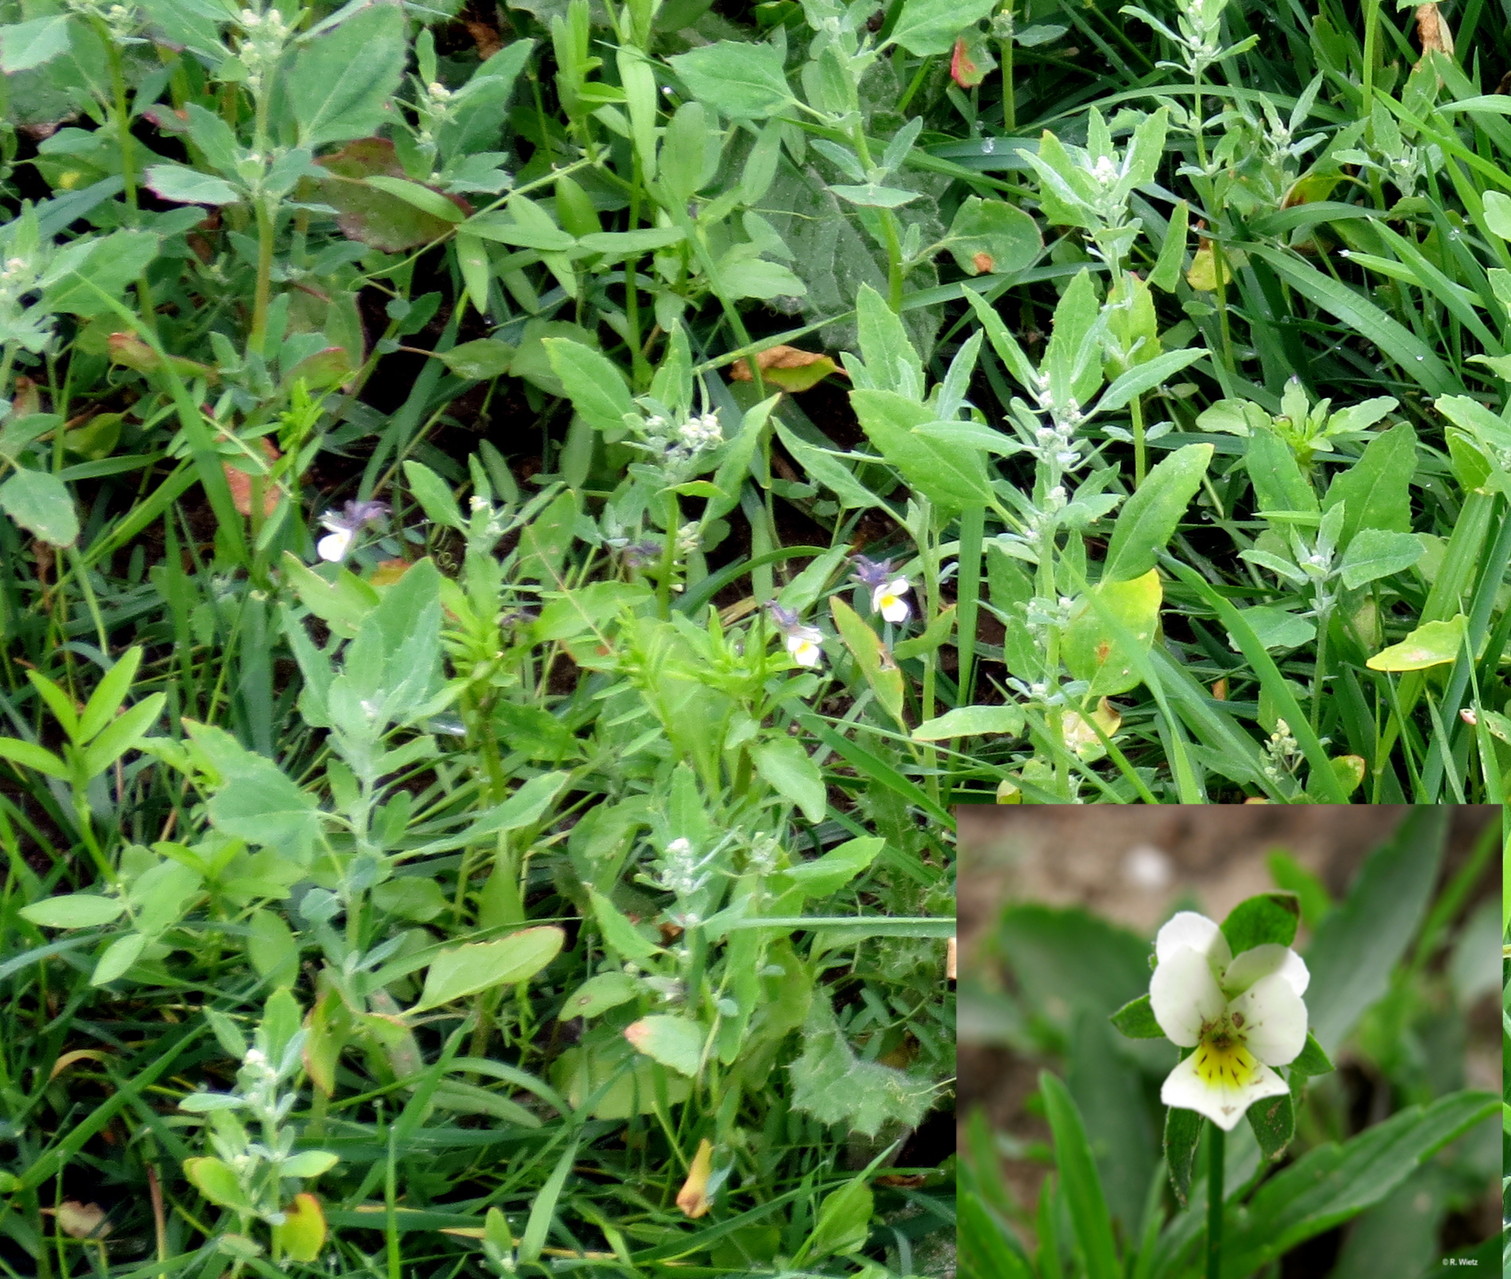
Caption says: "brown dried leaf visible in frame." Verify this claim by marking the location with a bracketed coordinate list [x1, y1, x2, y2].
[1414, 3, 1454, 58]
[223, 437, 281, 518]
[46, 1201, 110, 1239]
[729, 345, 845, 392]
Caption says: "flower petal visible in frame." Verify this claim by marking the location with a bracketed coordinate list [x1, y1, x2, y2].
[1229, 972, 1307, 1066]
[786, 636, 823, 667]
[1224, 943, 1309, 999]
[1155, 911, 1231, 972]
[1149, 945, 1226, 1047]
[317, 528, 354, 562]
[1160, 1049, 1289, 1131]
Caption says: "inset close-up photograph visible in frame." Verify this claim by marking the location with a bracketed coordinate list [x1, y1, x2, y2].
[956, 805, 1501, 1278]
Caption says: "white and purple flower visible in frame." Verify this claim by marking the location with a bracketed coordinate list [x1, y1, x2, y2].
[315, 499, 389, 563]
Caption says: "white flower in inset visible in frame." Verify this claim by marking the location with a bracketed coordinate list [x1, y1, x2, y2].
[1149, 911, 1309, 1131]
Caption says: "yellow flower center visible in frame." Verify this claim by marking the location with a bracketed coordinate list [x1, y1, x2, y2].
[1193, 1024, 1260, 1088]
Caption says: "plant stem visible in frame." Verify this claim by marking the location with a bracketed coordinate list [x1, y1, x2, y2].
[1206, 1121, 1224, 1279]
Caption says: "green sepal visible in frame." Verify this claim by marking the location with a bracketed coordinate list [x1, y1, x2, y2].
[1163, 1099, 1202, 1208]
[1109, 992, 1164, 1038]
[1246, 1087, 1295, 1161]
[1219, 891, 1299, 954]
[1290, 1030, 1333, 1077]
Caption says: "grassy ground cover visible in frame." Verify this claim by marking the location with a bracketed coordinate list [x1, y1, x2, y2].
[0, 0, 1507, 1273]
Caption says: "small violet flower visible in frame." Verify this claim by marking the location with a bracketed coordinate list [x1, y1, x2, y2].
[315, 499, 388, 563]
[765, 602, 824, 668]
[851, 555, 911, 624]
[1149, 911, 1309, 1131]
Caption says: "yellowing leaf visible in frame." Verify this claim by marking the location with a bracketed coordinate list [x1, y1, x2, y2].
[272, 1193, 327, 1263]
[730, 345, 843, 392]
[1365, 614, 1467, 671]
[1062, 698, 1122, 760]
[1063, 569, 1162, 696]
[676, 1139, 715, 1218]
[1187, 240, 1226, 292]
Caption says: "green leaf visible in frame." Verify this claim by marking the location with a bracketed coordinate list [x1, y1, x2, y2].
[143, 164, 240, 206]
[1249, 246, 1457, 396]
[43, 230, 159, 318]
[830, 183, 921, 208]
[1291, 1030, 1334, 1077]
[19, 894, 126, 929]
[854, 283, 924, 395]
[777, 836, 883, 899]
[578, 228, 686, 255]
[1365, 614, 1466, 671]
[184, 1156, 258, 1214]
[1481, 190, 1511, 240]
[80, 693, 166, 777]
[623, 1014, 705, 1077]
[90, 933, 146, 986]
[246, 908, 300, 989]
[1247, 1087, 1295, 1161]
[279, 552, 380, 640]
[363, 175, 465, 223]
[1321, 421, 1416, 541]
[945, 195, 1042, 276]
[750, 735, 827, 823]
[543, 337, 636, 434]
[0, 736, 69, 781]
[559, 972, 641, 1020]
[911, 704, 1025, 740]
[0, 15, 71, 73]
[0, 467, 79, 547]
[1098, 347, 1206, 413]
[799, 1176, 874, 1261]
[1102, 444, 1213, 581]
[829, 595, 907, 731]
[280, 1150, 338, 1178]
[1235, 604, 1315, 651]
[850, 389, 993, 513]
[1108, 993, 1164, 1038]
[1219, 892, 1299, 954]
[314, 138, 458, 252]
[1304, 808, 1446, 1054]
[788, 1003, 934, 1137]
[184, 720, 322, 862]
[1337, 528, 1423, 590]
[78, 646, 144, 743]
[1039, 1071, 1120, 1279]
[889, 0, 1002, 55]
[412, 925, 565, 1011]
[587, 885, 661, 962]
[402, 460, 465, 531]
[285, 1, 407, 148]
[666, 42, 793, 119]
[1164, 1103, 1202, 1208]
[1219, 1091, 1497, 1276]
